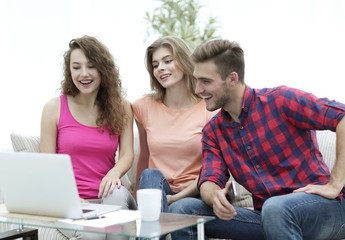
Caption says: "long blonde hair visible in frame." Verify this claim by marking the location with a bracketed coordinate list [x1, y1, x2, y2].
[145, 36, 201, 101]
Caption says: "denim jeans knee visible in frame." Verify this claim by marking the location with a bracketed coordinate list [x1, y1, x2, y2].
[139, 168, 164, 189]
[139, 168, 173, 212]
[261, 192, 345, 240]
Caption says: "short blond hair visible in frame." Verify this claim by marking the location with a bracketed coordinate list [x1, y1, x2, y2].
[191, 39, 245, 82]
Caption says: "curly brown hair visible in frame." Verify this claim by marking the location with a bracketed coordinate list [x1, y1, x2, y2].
[145, 36, 201, 101]
[61, 35, 128, 135]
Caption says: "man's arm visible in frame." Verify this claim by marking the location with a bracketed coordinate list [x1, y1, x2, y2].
[200, 181, 237, 220]
[295, 117, 345, 198]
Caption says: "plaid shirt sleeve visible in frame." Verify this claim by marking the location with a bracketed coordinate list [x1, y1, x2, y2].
[198, 115, 230, 189]
[278, 86, 345, 131]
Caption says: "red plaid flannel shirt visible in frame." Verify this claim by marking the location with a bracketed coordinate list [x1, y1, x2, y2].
[198, 85, 345, 210]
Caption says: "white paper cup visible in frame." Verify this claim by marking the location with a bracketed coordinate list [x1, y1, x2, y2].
[137, 189, 162, 221]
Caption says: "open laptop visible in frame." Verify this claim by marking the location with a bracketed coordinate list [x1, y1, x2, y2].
[0, 152, 121, 219]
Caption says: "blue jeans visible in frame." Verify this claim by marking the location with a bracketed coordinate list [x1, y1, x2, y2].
[171, 192, 345, 240]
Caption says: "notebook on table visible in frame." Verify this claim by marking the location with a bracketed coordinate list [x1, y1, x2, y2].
[0, 152, 121, 219]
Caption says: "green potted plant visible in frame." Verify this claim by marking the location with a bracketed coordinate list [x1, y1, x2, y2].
[144, 0, 220, 49]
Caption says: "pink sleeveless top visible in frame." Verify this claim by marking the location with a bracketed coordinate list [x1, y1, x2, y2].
[57, 95, 119, 199]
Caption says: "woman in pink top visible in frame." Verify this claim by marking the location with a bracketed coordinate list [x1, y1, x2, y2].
[40, 36, 135, 239]
[131, 36, 217, 223]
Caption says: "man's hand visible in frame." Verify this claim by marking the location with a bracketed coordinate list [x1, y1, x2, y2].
[294, 183, 340, 199]
[212, 181, 237, 220]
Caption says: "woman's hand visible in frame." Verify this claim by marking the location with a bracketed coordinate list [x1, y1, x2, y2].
[166, 178, 200, 205]
[98, 169, 122, 199]
[167, 194, 175, 205]
[80, 198, 89, 203]
[98, 99, 133, 199]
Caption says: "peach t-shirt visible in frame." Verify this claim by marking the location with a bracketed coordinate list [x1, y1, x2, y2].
[132, 95, 217, 193]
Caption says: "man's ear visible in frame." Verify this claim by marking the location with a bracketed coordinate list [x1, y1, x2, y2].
[226, 72, 239, 86]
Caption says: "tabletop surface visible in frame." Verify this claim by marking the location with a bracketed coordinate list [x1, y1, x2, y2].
[0, 204, 214, 238]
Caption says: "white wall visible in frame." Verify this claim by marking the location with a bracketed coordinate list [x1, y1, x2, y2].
[1, 0, 344, 151]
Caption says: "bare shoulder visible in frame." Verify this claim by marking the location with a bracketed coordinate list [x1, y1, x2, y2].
[42, 96, 60, 118]
[44, 96, 60, 108]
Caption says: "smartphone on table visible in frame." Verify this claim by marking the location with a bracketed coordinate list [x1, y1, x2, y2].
[226, 181, 238, 203]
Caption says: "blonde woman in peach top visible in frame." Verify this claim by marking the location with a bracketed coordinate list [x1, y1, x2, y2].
[131, 36, 217, 219]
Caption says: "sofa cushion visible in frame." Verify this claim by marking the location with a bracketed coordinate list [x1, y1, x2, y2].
[10, 133, 40, 153]
[316, 130, 336, 171]
[231, 180, 253, 208]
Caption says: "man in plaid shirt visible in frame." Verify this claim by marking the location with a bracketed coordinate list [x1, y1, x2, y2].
[170, 39, 345, 240]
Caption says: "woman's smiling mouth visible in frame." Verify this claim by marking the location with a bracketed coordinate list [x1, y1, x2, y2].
[160, 74, 171, 80]
[80, 79, 93, 85]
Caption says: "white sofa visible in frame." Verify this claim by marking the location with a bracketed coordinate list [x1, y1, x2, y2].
[0, 130, 337, 239]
